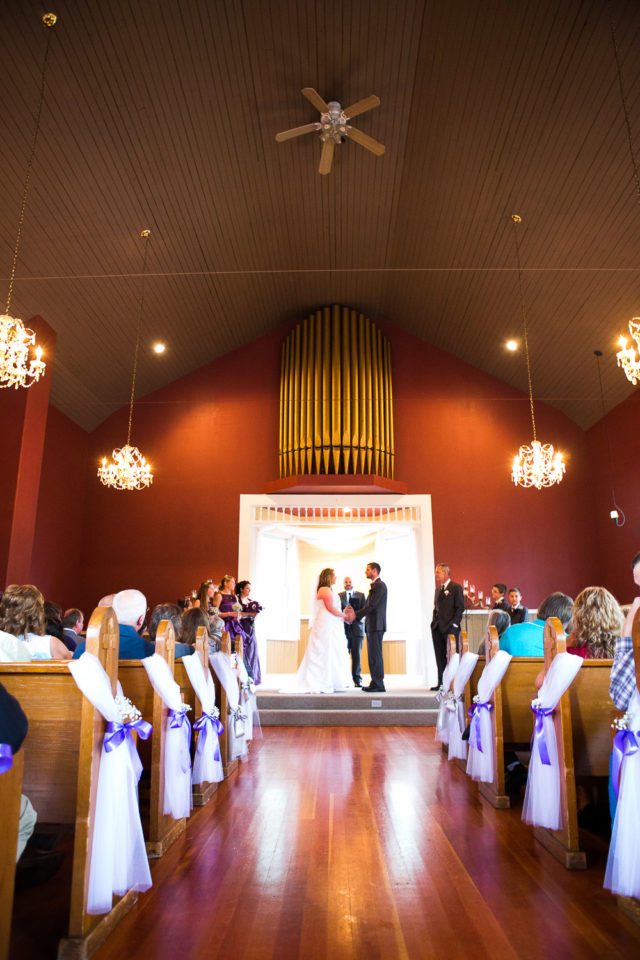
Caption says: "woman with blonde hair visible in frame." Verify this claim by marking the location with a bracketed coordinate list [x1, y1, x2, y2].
[292, 567, 351, 693]
[0, 585, 72, 660]
[567, 586, 624, 659]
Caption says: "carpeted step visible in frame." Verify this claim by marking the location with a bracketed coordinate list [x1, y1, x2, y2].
[259, 707, 438, 726]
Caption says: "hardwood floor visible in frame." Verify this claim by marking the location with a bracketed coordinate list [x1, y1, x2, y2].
[13, 727, 640, 959]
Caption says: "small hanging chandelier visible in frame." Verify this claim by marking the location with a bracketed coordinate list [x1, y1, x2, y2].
[509, 215, 566, 489]
[616, 319, 640, 385]
[98, 230, 154, 491]
[0, 14, 57, 390]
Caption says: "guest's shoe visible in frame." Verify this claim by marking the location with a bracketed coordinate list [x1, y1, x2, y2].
[362, 684, 386, 692]
[15, 850, 64, 889]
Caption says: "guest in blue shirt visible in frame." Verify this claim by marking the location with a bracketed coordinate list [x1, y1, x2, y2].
[500, 591, 573, 656]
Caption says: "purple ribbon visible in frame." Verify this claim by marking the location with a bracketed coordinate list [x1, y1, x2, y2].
[193, 712, 224, 762]
[104, 718, 152, 752]
[611, 729, 639, 799]
[168, 708, 192, 773]
[0, 743, 13, 774]
[467, 702, 493, 753]
[530, 704, 555, 766]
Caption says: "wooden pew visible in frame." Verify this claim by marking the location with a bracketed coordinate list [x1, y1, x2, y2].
[118, 620, 186, 858]
[0, 748, 24, 960]
[0, 606, 139, 960]
[465, 626, 510, 808]
[210, 631, 238, 777]
[615, 607, 640, 926]
[174, 628, 221, 806]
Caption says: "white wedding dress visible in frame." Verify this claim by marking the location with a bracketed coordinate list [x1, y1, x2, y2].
[293, 591, 352, 693]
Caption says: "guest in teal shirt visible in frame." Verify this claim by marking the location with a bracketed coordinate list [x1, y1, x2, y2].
[500, 592, 573, 656]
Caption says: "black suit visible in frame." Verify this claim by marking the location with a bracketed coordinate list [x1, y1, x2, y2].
[355, 578, 387, 691]
[430, 579, 464, 686]
[508, 605, 528, 625]
[339, 590, 365, 684]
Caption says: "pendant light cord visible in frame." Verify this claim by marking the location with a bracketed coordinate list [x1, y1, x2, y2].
[127, 230, 151, 446]
[511, 214, 537, 441]
[6, 16, 56, 314]
[594, 350, 626, 526]
[610, 13, 640, 206]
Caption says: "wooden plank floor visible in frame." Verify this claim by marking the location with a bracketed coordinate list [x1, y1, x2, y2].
[13, 727, 640, 960]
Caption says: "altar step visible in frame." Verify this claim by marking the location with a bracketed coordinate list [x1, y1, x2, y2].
[257, 689, 439, 726]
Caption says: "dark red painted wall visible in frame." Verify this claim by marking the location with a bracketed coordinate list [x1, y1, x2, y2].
[585, 387, 640, 604]
[72, 317, 599, 614]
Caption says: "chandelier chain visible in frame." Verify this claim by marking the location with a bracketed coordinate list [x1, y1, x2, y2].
[511, 215, 537, 441]
[610, 15, 640, 207]
[127, 231, 150, 445]
[6, 20, 55, 314]
[594, 350, 626, 525]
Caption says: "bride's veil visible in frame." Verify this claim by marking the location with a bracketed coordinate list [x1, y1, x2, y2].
[307, 575, 322, 629]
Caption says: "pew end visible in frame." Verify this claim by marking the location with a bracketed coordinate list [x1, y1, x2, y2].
[175, 627, 221, 806]
[467, 626, 509, 809]
[0, 749, 24, 960]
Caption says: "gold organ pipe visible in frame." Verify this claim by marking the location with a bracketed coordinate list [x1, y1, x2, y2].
[278, 306, 394, 478]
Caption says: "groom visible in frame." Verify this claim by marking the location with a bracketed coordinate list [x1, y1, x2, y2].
[345, 562, 387, 693]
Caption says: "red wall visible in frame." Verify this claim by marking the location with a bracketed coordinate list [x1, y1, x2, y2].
[586, 387, 640, 604]
[71, 317, 600, 614]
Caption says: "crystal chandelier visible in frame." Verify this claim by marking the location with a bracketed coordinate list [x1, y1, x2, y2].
[0, 14, 57, 390]
[98, 230, 154, 491]
[509, 215, 566, 489]
[616, 319, 640, 385]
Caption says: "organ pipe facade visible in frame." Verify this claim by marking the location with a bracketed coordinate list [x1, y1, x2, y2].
[279, 305, 394, 477]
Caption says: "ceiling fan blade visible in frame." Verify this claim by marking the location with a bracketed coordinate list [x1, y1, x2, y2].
[345, 126, 386, 156]
[318, 139, 334, 175]
[275, 122, 321, 142]
[301, 87, 331, 114]
[343, 94, 380, 120]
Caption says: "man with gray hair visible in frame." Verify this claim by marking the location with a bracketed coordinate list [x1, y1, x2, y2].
[73, 589, 155, 659]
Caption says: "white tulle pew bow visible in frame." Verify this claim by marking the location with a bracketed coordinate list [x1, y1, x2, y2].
[142, 653, 192, 819]
[605, 687, 640, 898]
[434, 652, 459, 745]
[521, 651, 583, 830]
[466, 650, 512, 783]
[181, 653, 224, 786]
[234, 654, 261, 741]
[68, 652, 152, 915]
[447, 652, 479, 760]
[209, 651, 248, 761]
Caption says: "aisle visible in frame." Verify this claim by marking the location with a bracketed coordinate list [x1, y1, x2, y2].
[90, 727, 637, 960]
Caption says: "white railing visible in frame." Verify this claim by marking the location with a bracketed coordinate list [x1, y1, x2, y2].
[252, 504, 421, 524]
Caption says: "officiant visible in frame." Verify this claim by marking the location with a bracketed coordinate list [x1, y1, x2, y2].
[339, 576, 365, 688]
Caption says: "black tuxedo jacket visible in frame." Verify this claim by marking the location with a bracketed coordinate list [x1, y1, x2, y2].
[431, 580, 464, 634]
[339, 590, 365, 638]
[355, 579, 387, 632]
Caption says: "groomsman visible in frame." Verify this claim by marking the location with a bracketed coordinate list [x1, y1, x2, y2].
[430, 563, 464, 689]
[345, 562, 387, 693]
[339, 577, 365, 687]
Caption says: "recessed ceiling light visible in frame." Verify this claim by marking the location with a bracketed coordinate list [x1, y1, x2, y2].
[505, 340, 518, 352]
[152, 342, 166, 354]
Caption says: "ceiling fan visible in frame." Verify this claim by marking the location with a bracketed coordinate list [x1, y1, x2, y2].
[275, 87, 385, 175]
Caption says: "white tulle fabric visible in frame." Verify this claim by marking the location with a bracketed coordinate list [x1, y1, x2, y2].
[142, 654, 192, 819]
[235, 655, 262, 742]
[210, 651, 248, 761]
[605, 687, 640, 897]
[68, 653, 151, 915]
[466, 650, 512, 782]
[521, 651, 583, 830]
[181, 654, 224, 786]
[447, 652, 479, 760]
[434, 653, 460, 744]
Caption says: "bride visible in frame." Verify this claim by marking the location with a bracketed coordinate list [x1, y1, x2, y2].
[294, 567, 353, 693]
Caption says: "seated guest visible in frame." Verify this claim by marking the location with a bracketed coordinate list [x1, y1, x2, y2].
[98, 594, 116, 607]
[507, 587, 528, 625]
[567, 587, 623, 659]
[62, 608, 84, 652]
[610, 552, 640, 711]
[477, 608, 511, 655]
[73, 589, 154, 660]
[0, 585, 71, 660]
[148, 603, 195, 658]
[180, 607, 215, 654]
[44, 602, 65, 643]
[500, 591, 573, 656]
[0, 682, 34, 859]
[490, 583, 509, 611]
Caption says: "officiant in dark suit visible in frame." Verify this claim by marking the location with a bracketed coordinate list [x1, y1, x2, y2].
[345, 562, 387, 693]
[430, 562, 465, 689]
[339, 576, 365, 687]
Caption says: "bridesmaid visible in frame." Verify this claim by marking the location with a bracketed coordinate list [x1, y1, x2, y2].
[236, 580, 263, 685]
[218, 574, 248, 649]
[195, 580, 215, 614]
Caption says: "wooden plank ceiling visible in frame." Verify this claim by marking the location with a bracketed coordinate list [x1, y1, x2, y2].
[1, 0, 640, 432]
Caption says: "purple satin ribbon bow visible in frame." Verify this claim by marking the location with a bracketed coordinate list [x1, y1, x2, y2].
[468, 702, 492, 753]
[104, 718, 152, 752]
[611, 729, 639, 799]
[193, 712, 224, 762]
[168, 709, 192, 773]
[530, 704, 555, 766]
[0, 743, 13, 774]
